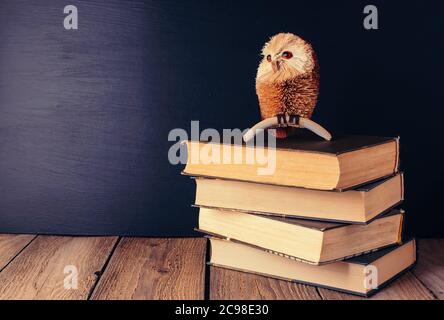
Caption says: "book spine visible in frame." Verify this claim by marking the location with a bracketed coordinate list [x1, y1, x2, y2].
[400, 172, 405, 201]
[397, 211, 405, 244]
[394, 136, 401, 173]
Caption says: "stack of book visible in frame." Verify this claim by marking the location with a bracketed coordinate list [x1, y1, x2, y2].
[183, 134, 416, 297]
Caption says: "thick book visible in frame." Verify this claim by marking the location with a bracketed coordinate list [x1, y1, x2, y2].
[198, 208, 404, 265]
[208, 237, 416, 297]
[183, 134, 399, 190]
[194, 174, 403, 224]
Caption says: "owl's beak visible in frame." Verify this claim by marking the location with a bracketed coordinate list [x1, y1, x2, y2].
[271, 60, 281, 73]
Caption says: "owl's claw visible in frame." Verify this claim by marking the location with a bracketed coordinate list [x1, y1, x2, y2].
[243, 114, 332, 143]
[299, 117, 332, 141]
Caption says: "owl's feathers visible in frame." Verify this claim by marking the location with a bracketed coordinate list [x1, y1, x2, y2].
[256, 33, 320, 123]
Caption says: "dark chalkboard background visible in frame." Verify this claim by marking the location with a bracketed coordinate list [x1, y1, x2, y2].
[0, 0, 443, 236]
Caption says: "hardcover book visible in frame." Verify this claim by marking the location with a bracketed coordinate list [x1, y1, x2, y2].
[198, 208, 404, 264]
[194, 173, 403, 224]
[208, 237, 416, 297]
[183, 134, 400, 190]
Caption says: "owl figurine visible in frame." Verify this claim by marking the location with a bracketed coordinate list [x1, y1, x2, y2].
[243, 33, 331, 142]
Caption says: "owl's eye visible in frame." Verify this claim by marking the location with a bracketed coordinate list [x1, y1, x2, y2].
[266, 55, 272, 62]
[281, 51, 293, 59]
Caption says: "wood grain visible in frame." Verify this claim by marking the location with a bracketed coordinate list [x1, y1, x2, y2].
[0, 236, 442, 300]
[0, 236, 117, 300]
[318, 272, 435, 300]
[413, 239, 444, 299]
[0, 234, 35, 270]
[210, 266, 321, 300]
[91, 238, 206, 300]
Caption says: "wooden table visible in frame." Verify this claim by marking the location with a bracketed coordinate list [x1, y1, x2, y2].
[0, 236, 441, 300]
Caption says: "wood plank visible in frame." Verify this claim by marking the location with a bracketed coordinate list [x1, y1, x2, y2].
[0, 235, 36, 270]
[210, 266, 321, 300]
[0, 236, 118, 300]
[91, 238, 206, 300]
[413, 239, 444, 299]
[318, 272, 435, 300]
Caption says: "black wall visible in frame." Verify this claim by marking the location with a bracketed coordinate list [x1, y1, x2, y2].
[0, 0, 443, 236]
